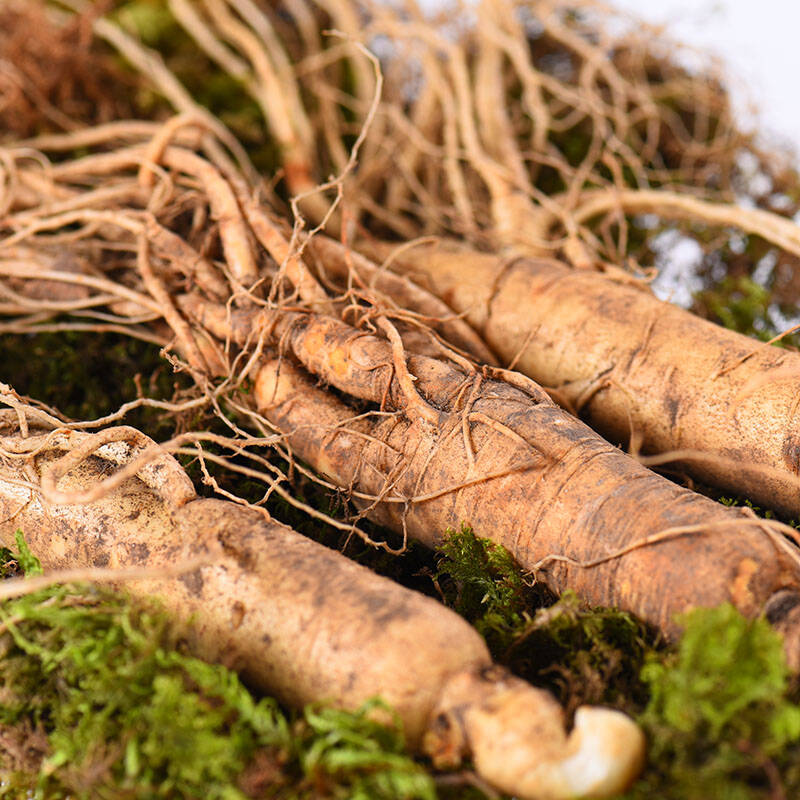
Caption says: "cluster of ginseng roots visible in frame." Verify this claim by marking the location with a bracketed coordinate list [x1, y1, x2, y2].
[5, 108, 800, 590]
[4, 0, 800, 568]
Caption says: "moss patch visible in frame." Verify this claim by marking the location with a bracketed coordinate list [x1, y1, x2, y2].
[0, 538, 435, 800]
[626, 605, 800, 799]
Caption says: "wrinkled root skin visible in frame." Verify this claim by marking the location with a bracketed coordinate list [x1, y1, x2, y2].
[383, 242, 800, 516]
[255, 356, 800, 651]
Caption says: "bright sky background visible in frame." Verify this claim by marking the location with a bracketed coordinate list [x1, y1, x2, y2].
[608, 0, 800, 157]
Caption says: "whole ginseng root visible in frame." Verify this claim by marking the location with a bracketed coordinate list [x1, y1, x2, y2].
[0, 415, 644, 800]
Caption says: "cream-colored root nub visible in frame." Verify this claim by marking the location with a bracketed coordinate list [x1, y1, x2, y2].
[427, 668, 644, 800]
[548, 707, 647, 799]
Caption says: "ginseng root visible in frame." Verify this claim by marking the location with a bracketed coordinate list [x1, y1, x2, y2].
[0, 415, 644, 800]
[356, 239, 800, 517]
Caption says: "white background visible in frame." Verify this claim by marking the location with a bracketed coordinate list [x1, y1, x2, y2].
[608, 0, 800, 157]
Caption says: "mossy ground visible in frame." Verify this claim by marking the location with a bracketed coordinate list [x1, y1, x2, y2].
[0, 536, 437, 800]
[5, 520, 800, 798]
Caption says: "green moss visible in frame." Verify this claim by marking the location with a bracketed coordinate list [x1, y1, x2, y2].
[435, 526, 655, 711]
[0, 531, 41, 580]
[505, 592, 655, 713]
[625, 605, 800, 799]
[11, 530, 43, 577]
[0, 331, 183, 432]
[715, 495, 800, 528]
[0, 539, 435, 800]
[113, 0, 176, 45]
[547, 123, 593, 170]
[434, 523, 533, 643]
[296, 703, 435, 800]
[0, 587, 280, 798]
[698, 275, 776, 341]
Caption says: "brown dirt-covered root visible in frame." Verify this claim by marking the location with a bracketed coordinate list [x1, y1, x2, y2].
[363, 240, 800, 516]
[0, 419, 644, 800]
[0, 0, 137, 140]
[245, 333, 800, 664]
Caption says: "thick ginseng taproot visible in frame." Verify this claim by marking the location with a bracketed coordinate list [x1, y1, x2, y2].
[233, 307, 800, 661]
[0, 420, 644, 799]
[371, 240, 800, 516]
